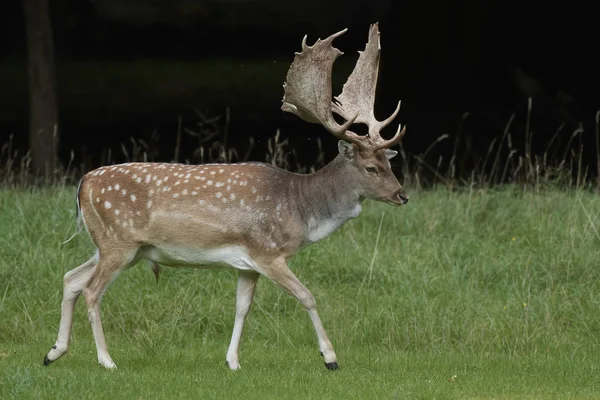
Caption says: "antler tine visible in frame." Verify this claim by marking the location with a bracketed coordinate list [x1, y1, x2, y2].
[323, 28, 348, 43]
[373, 125, 406, 152]
[371, 100, 404, 150]
[332, 23, 405, 150]
[379, 100, 402, 130]
[281, 28, 364, 149]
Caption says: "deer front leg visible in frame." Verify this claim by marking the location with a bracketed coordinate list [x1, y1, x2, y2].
[226, 270, 260, 370]
[263, 258, 339, 370]
[44, 254, 97, 366]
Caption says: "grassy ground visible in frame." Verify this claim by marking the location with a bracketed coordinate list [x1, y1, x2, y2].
[1, 185, 600, 398]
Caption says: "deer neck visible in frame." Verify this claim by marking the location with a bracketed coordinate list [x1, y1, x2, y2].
[293, 155, 363, 244]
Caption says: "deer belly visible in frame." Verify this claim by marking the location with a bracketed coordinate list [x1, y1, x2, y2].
[139, 244, 256, 270]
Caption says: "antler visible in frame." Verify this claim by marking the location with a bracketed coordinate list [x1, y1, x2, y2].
[332, 23, 405, 151]
[281, 29, 365, 150]
[282, 23, 405, 153]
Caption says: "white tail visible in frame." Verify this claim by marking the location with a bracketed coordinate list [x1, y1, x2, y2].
[44, 23, 408, 371]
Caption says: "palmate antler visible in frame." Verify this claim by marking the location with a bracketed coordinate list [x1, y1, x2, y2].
[282, 23, 405, 153]
[281, 29, 362, 148]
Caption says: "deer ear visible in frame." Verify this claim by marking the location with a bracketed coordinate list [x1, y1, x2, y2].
[385, 149, 398, 160]
[338, 140, 355, 158]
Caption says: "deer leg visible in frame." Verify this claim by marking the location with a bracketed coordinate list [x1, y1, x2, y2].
[263, 258, 339, 370]
[226, 270, 260, 370]
[82, 247, 137, 369]
[44, 254, 98, 366]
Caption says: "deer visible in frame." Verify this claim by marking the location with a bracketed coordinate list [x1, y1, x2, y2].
[43, 22, 409, 371]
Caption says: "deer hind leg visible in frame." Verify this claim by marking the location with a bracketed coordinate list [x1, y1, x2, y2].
[226, 270, 260, 370]
[262, 258, 339, 370]
[44, 254, 98, 366]
[82, 245, 138, 369]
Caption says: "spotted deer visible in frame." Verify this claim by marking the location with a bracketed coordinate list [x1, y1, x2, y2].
[44, 23, 409, 371]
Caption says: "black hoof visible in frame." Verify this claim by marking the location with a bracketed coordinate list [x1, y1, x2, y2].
[225, 361, 230, 368]
[320, 351, 323, 357]
[325, 361, 339, 370]
[43, 355, 52, 366]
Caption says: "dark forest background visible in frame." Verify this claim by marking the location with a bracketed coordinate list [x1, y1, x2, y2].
[1, 0, 599, 182]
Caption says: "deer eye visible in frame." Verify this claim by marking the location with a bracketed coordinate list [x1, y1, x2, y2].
[365, 166, 378, 173]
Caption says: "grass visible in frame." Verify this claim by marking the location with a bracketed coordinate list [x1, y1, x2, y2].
[1, 185, 600, 398]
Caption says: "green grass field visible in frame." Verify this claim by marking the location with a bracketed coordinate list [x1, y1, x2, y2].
[1, 186, 600, 399]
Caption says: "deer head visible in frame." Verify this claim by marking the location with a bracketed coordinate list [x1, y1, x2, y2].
[281, 23, 408, 205]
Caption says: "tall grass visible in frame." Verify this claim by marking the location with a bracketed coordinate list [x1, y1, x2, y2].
[2, 99, 599, 193]
[398, 103, 599, 191]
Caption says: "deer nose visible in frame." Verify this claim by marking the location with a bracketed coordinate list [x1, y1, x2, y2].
[395, 189, 409, 204]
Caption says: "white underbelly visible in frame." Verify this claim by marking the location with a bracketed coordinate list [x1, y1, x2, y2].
[139, 244, 257, 271]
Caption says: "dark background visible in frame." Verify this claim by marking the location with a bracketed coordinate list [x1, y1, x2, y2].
[1, 0, 598, 175]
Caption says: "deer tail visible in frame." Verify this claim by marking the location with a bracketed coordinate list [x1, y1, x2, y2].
[61, 179, 84, 245]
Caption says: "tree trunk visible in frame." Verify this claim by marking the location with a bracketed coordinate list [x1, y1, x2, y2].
[23, 0, 59, 182]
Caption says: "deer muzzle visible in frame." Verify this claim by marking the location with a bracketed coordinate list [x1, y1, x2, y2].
[394, 188, 409, 205]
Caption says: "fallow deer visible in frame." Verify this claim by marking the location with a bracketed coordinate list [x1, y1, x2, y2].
[44, 22, 409, 371]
